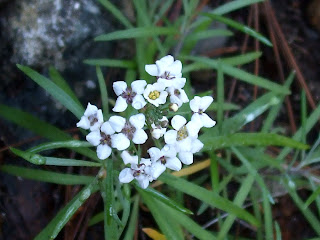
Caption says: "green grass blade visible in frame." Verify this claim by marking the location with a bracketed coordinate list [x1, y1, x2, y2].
[35, 180, 99, 239]
[217, 60, 224, 133]
[218, 174, 255, 239]
[200, 133, 309, 151]
[123, 196, 140, 240]
[212, 0, 264, 15]
[183, 56, 289, 94]
[84, 59, 136, 68]
[304, 186, 320, 209]
[28, 140, 92, 153]
[98, 0, 133, 29]
[49, 66, 82, 107]
[185, 29, 233, 42]
[96, 66, 109, 118]
[203, 13, 272, 47]
[152, 0, 173, 24]
[1, 165, 94, 185]
[17, 64, 84, 119]
[95, 27, 177, 41]
[159, 173, 260, 227]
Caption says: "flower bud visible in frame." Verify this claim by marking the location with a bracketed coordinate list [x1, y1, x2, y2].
[169, 103, 179, 112]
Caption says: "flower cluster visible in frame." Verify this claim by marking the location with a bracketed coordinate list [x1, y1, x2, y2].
[77, 55, 216, 189]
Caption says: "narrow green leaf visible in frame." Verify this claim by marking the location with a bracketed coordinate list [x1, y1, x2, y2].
[35, 181, 99, 239]
[96, 66, 109, 118]
[17, 64, 84, 119]
[28, 140, 92, 153]
[84, 59, 136, 68]
[95, 27, 177, 41]
[123, 196, 140, 240]
[304, 186, 320, 209]
[212, 0, 264, 15]
[134, 183, 193, 215]
[1, 165, 94, 185]
[185, 29, 233, 42]
[201, 133, 309, 151]
[98, 0, 133, 29]
[159, 173, 260, 227]
[203, 13, 272, 47]
[217, 60, 224, 134]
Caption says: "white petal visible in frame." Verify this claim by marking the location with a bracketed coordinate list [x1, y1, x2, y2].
[90, 109, 104, 131]
[189, 96, 201, 112]
[154, 82, 166, 91]
[86, 131, 101, 146]
[84, 103, 98, 116]
[76, 116, 90, 129]
[151, 162, 166, 179]
[172, 78, 186, 89]
[200, 96, 213, 111]
[170, 94, 183, 107]
[121, 151, 138, 165]
[191, 139, 204, 153]
[132, 95, 146, 110]
[129, 113, 145, 129]
[97, 144, 112, 159]
[147, 147, 161, 161]
[191, 113, 203, 128]
[171, 115, 187, 130]
[157, 78, 173, 88]
[140, 158, 152, 166]
[165, 157, 182, 171]
[179, 151, 193, 165]
[119, 168, 134, 183]
[158, 55, 174, 65]
[162, 145, 177, 158]
[131, 80, 147, 94]
[179, 89, 189, 103]
[137, 176, 150, 189]
[145, 64, 159, 76]
[151, 127, 166, 139]
[177, 137, 192, 152]
[112, 96, 128, 112]
[113, 81, 127, 96]
[111, 133, 130, 150]
[186, 120, 200, 138]
[109, 116, 126, 132]
[157, 91, 168, 105]
[132, 129, 148, 144]
[101, 121, 115, 135]
[164, 130, 177, 145]
[200, 113, 216, 128]
[168, 60, 182, 76]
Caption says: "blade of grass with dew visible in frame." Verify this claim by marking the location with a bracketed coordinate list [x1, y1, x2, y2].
[203, 13, 272, 47]
[49, 66, 82, 107]
[123, 196, 140, 240]
[284, 178, 320, 236]
[218, 174, 255, 240]
[95, 27, 177, 41]
[139, 190, 185, 240]
[159, 173, 260, 227]
[98, 0, 133, 29]
[134, 183, 193, 215]
[155, 198, 217, 240]
[35, 180, 99, 240]
[10, 148, 101, 167]
[262, 71, 295, 133]
[17, 64, 84, 119]
[0, 105, 99, 161]
[84, 59, 136, 68]
[217, 60, 224, 134]
[278, 103, 320, 160]
[201, 133, 309, 151]
[1, 165, 95, 185]
[28, 140, 92, 153]
[96, 66, 109, 118]
[183, 56, 289, 94]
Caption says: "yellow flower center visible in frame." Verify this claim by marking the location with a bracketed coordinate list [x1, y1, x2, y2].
[176, 126, 188, 141]
[148, 90, 160, 100]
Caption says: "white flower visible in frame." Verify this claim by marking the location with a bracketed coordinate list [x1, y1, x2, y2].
[76, 103, 103, 131]
[148, 145, 181, 179]
[167, 87, 189, 107]
[143, 82, 168, 107]
[119, 158, 154, 189]
[112, 80, 147, 112]
[190, 96, 216, 128]
[151, 116, 168, 139]
[164, 115, 203, 165]
[86, 121, 130, 160]
[121, 151, 138, 165]
[109, 113, 148, 144]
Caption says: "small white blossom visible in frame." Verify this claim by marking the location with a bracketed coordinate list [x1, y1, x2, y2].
[76, 103, 103, 131]
[143, 82, 168, 107]
[119, 158, 154, 189]
[190, 96, 216, 128]
[109, 113, 148, 144]
[151, 116, 168, 139]
[148, 145, 181, 179]
[167, 87, 189, 107]
[121, 150, 138, 165]
[112, 80, 147, 112]
[86, 121, 129, 160]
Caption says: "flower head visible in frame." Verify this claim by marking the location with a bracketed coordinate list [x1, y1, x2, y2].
[151, 116, 168, 139]
[77, 103, 103, 131]
[113, 80, 147, 112]
[190, 96, 216, 128]
[167, 87, 189, 107]
[143, 82, 168, 107]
